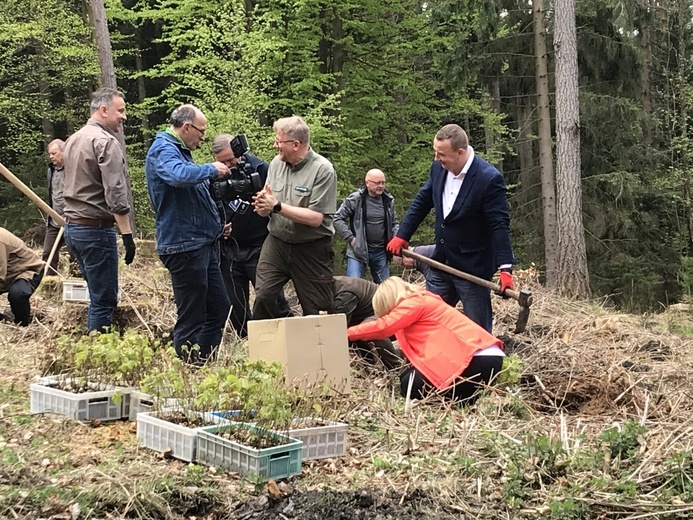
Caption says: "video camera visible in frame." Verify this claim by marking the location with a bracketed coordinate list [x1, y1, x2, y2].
[209, 134, 263, 208]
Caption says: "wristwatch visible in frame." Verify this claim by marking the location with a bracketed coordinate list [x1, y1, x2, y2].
[272, 201, 282, 214]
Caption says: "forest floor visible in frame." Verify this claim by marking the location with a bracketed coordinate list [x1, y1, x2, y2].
[2, 241, 693, 519]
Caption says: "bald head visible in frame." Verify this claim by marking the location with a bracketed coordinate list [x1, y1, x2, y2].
[365, 168, 386, 197]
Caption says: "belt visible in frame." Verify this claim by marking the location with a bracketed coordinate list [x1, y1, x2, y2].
[65, 216, 115, 227]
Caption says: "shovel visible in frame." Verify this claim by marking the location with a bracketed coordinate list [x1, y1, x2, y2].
[401, 248, 533, 333]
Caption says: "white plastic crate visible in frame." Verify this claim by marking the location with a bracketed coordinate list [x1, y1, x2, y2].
[136, 411, 228, 462]
[197, 423, 303, 479]
[289, 418, 348, 461]
[128, 390, 154, 421]
[127, 391, 181, 421]
[62, 280, 90, 302]
[30, 375, 130, 422]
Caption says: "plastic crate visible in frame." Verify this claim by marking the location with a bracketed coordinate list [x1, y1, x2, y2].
[197, 423, 302, 479]
[30, 375, 129, 422]
[62, 280, 90, 302]
[127, 391, 181, 421]
[136, 411, 228, 463]
[289, 418, 348, 461]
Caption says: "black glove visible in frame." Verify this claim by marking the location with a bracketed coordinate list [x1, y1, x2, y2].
[122, 233, 136, 265]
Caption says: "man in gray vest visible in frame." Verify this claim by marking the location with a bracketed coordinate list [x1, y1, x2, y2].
[252, 116, 337, 319]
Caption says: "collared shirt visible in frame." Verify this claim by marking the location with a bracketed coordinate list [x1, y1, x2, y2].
[63, 119, 131, 220]
[267, 149, 337, 243]
[442, 146, 475, 219]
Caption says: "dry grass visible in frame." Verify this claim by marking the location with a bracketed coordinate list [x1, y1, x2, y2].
[2, 246, 693, 518]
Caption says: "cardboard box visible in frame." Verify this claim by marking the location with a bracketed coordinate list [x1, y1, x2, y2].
[248, 314, 351, 394]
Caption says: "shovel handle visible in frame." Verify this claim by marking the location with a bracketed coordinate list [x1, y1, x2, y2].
[0, 161, 64, 226]
[401, 249, 523, 301]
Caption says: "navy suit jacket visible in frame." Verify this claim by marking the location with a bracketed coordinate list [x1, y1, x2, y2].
[397, 154, 516, 280]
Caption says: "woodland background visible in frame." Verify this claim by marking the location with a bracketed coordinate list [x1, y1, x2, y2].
[0, 0, 689, 311]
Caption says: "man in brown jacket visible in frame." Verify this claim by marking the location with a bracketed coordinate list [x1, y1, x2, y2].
[333, 275, 401, 370]
[0, 228, 45, 326]
[63, 87, 136, 332]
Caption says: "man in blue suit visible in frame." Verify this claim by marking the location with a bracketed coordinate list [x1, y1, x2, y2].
[387, 124, 516, 332]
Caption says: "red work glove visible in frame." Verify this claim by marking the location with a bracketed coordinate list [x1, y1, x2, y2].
[499, 269, 514, 297]
[386, 236, 409, 256]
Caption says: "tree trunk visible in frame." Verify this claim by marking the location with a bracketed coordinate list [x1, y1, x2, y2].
[517, 100, 535, 199]
[485, 78, 503, 172]
[637, 0, 653, 147]
[135, 51, 150, 145]
[533, 0, 558, 285]
[90, 0, 117, 89]
[554, 0, 590, 298]
[675, 0, 693, 252]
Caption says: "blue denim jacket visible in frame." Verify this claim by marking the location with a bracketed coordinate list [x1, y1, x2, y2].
[145, 131, 223, 255]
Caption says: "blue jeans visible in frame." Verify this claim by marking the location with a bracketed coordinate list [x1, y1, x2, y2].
[160, 242, 230, 363]
[426, 266, 493, 332]
[64, 223, 119, 332]
[346, 248, 389, 283]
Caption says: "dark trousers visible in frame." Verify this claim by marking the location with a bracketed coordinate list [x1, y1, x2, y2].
[253, 234, 334, 320]
[399, 356, 504, 404]
[41, 224, 74, 275]
[426, 267, 493, 333]
[219, 240, 293, 337]
[6, 272, 43, 326]
[161, 242, 231, 363]
[64, 223, 118, 332]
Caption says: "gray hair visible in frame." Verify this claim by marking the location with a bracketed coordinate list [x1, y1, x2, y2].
[211, 133, 235, 155]
[273, 116, 310, 145]
[90, 87, 124, 114]
[47, 139, 65, 151]
[169, 104, 200, 128]
[435, 124, 469, 150]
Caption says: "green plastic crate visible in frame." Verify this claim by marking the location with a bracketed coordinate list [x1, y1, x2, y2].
[197, 423, 302, 479]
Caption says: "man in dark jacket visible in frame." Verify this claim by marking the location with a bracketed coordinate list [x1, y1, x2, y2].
[334, 169, 398, 283]
[387, 124, 516, 333]
[41, 139, 73, 274]
[211, 134, 293, 337]
[145, 105, 230, 363]
[333, 275, 401, 370]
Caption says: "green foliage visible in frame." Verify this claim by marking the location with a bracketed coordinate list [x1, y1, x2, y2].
[548, 497, 588, 520]
[662, 451, 693, 501]
[195, 359, 292, 429]
[497, 355, 523, 387]
[70, 330, 160, 387]
[597, 419, 646, 460]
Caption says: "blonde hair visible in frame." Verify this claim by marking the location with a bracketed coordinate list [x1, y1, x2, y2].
[372, 276, 424, 317]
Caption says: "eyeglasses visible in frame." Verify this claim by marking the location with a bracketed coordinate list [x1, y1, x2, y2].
[188, 122, 206, 136]
[367, 180, 386, 186]
[274, 138, 299, 145]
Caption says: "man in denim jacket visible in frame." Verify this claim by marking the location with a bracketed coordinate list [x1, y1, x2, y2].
[145, 105, 231, 363]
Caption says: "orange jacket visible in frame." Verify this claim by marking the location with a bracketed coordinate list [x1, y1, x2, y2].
[347, 291, 503, 390]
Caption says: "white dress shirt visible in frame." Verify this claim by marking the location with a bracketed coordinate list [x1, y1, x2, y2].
[442, 147, 475, 219]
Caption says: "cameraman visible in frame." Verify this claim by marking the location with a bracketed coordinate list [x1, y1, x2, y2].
[145, 105, 231, 363]
[211, 134, 293, 337]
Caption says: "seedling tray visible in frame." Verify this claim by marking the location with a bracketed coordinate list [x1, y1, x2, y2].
[62, 280, 90, 302]
[30, 375, 129, 422]
[136, 411, 228, 463]
[197, 423, 302, 479]
[289, 418, 348, 461]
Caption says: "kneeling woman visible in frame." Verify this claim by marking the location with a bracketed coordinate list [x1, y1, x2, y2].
[347, 277, 505, 404]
